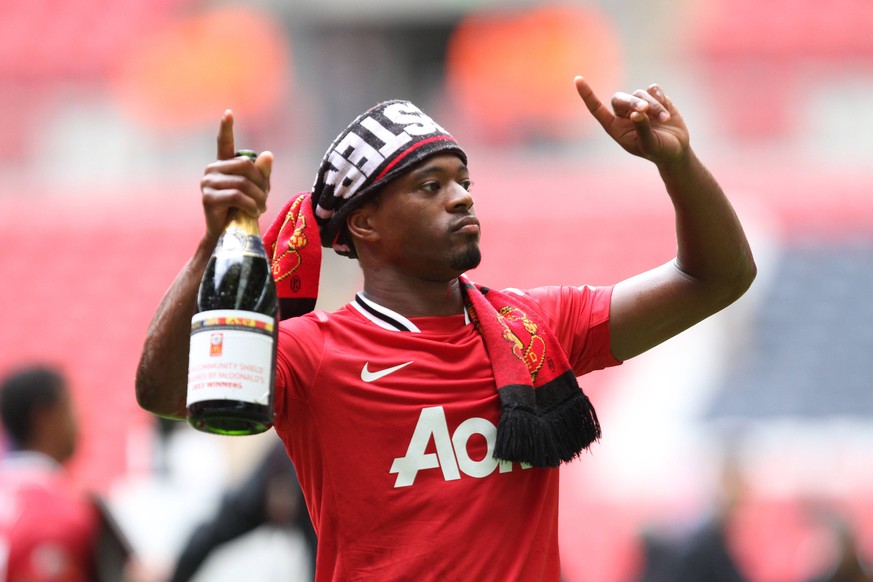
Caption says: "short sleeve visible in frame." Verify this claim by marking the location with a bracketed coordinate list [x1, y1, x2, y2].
[274, 314, 326, 421]
[521, 285, 621, 376]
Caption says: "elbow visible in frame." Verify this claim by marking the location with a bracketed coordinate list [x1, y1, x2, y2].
[135, 364, 187, 421]
[734, 252, 758, 299]
[134, 360, 157, 412]
[682, 252, 757, 313]
[136, 388, 186, 422]
[134, 380, 158, 415]
[718, 253, 758, 307]
[134, 379, 162, 417]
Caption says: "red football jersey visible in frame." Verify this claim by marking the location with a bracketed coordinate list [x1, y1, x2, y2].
[274, 284, 619, 581]
[0, 453, 99, 582]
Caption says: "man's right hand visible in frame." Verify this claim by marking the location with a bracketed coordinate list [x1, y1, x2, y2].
[200, 110, 273, 242]
[135, 111, 274, 419]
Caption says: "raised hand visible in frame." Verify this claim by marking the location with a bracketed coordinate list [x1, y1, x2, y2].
[574, 76, 689, 166]
[200, 110, 273, 241]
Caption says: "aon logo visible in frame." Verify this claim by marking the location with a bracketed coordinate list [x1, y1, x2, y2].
[389, 406, 531, 488]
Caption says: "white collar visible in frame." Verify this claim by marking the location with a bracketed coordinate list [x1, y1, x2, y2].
[0, 450, 62, 472]
[351, 292, 472, 332]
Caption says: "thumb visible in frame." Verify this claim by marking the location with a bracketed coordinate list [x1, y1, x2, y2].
[630, 112, 657, 156]
[255, 151, 273, 195]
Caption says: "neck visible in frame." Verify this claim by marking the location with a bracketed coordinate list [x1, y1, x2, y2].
[361, 273, 465, 317]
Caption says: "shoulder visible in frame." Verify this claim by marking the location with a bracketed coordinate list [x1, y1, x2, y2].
[278, 305, 355, 334]
[0, 452, 63, 489]
[276, 305, 362, 373]
[502, 285, 613, 317]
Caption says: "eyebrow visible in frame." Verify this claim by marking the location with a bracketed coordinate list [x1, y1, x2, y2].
[409, 162, 469, 179]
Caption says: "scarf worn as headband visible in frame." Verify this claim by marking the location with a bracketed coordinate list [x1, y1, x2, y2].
[263, 190, 602, 467]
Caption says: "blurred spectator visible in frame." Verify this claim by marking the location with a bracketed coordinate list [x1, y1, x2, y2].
[0, 364, 137, 582]
[0, 365, 102, 581]
[167, 438, 316, 582]
[637, 453, 748, 582]
[637, 527, 684, 582]
[806, 517, 872, 582]
[637, 518, 747, 582]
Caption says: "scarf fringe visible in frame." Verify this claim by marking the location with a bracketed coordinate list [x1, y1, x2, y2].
[494, 390, 601, 468]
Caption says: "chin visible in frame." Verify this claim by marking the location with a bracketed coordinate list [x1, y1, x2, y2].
[450, 245, 482, 272]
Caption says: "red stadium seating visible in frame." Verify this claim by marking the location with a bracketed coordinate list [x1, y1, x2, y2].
[0, 192, 201, 492]
[684, 0, 873, 139]
[0, 0, 185, 158]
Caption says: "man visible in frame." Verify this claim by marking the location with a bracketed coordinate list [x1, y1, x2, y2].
[136, 76, 756, 580]
[167, 439, 317, 581]
[0, 366, 99, 582]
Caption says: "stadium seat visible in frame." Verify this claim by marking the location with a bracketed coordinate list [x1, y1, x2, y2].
[684, 0, 873, 139]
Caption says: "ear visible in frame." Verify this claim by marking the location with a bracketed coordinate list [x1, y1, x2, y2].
[346, 206, 380, 245]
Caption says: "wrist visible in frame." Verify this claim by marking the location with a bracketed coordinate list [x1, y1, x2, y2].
[194, 234, 219, 265]
[656, 146, 696, 177]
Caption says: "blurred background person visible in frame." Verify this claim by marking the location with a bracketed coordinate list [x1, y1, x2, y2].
[0, 364, 138, 582]
[167, 438, 316, 582]
[805, 515, 873, 582]
[0, 365, 101, 581]
[636, 450, 748, 582]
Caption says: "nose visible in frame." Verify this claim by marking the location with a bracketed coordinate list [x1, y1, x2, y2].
[447, 181, 474, 212]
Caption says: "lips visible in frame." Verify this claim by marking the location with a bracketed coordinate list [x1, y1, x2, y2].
[452, 216, 480, 233]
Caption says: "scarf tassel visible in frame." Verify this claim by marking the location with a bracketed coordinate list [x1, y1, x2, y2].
[494, 376, 601, 468]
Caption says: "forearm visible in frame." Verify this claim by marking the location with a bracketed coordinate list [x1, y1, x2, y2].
[587, 80, 758, 361]
[658, 148, 756, 302]
[135, 237, 215, 419]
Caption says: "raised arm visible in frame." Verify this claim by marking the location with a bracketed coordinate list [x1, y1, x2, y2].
[573, 76, 757, 362]
[135, 111, 273, 419]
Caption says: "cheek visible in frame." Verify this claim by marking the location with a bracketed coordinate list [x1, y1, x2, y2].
[374, 195, 451, 255]
[389, 208, 441, 247]
[407, 218, 451, 254]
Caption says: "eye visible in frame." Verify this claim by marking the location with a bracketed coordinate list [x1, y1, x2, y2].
[419, 181, 441, 193]
[460, 179, 473, 191]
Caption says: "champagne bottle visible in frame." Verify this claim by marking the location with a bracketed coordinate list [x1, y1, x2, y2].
[186, 150, 277, 435]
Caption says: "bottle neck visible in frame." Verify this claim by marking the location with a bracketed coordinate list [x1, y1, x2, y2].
[226, 210, 261, 236]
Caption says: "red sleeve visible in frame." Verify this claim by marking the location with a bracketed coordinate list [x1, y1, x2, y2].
[274, 313, 326, 421]
[521, 285, 622, 376]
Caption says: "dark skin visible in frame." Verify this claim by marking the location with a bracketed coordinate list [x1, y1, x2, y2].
[573, 77, 757, 360]
[27, 386, 78, 465]
[135, 110, 272, 418]
[136, 78, 756, 419]
[347, 156, 480, 317]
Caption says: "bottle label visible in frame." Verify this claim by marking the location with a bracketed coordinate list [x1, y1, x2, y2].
[187, 309, 275, 406]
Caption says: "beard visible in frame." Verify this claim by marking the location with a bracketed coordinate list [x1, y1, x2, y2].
[449, 243, 482, 272]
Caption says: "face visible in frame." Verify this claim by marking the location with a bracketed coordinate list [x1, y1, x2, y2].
[41, 387, 78, 464]
[359, 154, 481, 281]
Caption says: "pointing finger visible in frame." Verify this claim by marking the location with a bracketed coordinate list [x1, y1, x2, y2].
[574, 76, 614, 130]
[216, 109, 236, 161]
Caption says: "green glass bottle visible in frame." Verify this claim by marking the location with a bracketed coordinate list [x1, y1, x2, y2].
[186, 150, 277, 435]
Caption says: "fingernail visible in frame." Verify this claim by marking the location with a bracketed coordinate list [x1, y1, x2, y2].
[659, 111, 670, 121]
